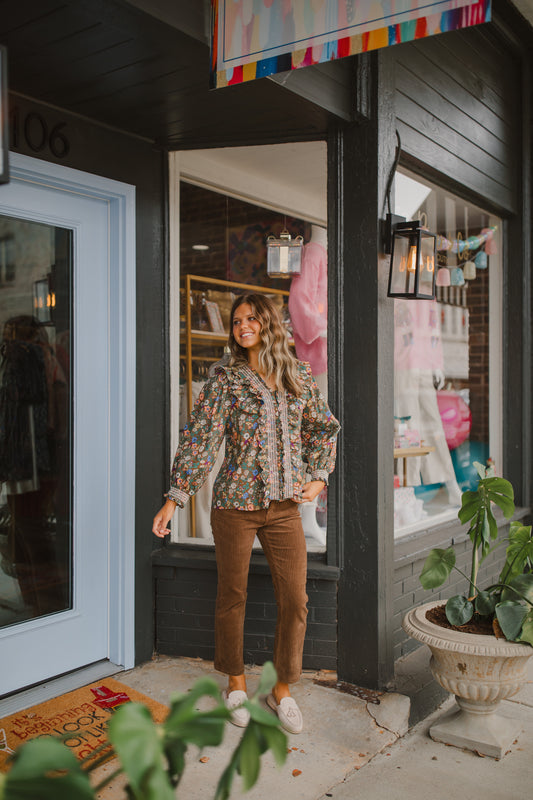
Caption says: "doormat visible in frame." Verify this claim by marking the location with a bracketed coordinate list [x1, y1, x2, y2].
[0, 677, 169, 774]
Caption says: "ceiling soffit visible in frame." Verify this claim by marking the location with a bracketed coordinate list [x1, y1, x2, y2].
[1, 0, 339, 147]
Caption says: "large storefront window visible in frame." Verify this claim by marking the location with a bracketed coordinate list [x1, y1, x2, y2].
[172, 143, 328, 551]
[393, 171, 502, 536]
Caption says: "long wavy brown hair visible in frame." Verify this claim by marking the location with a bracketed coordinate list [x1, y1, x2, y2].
[228, 293, 303, 396]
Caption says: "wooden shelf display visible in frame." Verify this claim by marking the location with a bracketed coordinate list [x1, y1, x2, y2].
[393, 445, 436, 487]
[180, 274, 290, 537]
[182, 274, 290, 413]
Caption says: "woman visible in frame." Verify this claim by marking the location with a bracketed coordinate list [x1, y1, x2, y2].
[152, 293, 339, 734]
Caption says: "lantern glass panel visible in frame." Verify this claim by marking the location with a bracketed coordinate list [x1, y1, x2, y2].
[390, 232, 418, 296]
[418, 233, 436, 297]
[267, 240, 303, 277]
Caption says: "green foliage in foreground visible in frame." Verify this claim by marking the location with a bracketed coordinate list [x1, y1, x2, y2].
[0, 662, 287, 800]
[419, 462, 533, 647]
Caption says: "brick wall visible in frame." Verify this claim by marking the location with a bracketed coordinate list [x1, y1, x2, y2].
[467, 266, 489, 443]
[154, 551, 338, 671]
[436, 265, 490, 445]
[155, 513, 525, 674]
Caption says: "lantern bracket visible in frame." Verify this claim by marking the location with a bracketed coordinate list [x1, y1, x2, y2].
[384, 213, 406, 255]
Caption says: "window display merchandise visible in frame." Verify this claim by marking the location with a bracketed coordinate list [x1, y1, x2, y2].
[393, 172, 501, 533]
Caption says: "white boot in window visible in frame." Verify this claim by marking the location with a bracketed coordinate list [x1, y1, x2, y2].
[300, 498, 326, 546]
[446, 479, 462, 507]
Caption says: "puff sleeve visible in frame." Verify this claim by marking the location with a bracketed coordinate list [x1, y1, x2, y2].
[167, 370, 230, 506]
[300, 369, 340, 484]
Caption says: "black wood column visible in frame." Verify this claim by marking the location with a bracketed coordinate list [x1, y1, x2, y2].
[504, 44, 532, 508]
[329, 51, 397, 689]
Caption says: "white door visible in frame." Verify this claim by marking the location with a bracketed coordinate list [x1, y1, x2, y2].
[0, 155, 136, 695]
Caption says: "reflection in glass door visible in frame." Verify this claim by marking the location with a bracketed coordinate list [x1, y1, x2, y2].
[0, 153, 135, 698]
[0, 216, 72, 628]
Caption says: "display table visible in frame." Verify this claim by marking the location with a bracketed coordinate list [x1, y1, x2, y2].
[394, 446, 436, 487]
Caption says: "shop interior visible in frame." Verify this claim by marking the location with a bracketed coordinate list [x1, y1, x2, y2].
[172, 142, 329, 551]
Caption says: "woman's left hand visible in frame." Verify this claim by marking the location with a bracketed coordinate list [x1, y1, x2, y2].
[297, 480, 326, 503]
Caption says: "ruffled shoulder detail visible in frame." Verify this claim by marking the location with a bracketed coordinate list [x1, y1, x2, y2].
[214, 362, 260, 394]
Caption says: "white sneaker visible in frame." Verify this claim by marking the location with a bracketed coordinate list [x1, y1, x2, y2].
[222, 689, 250, 728]
[266, 693, 303, 734]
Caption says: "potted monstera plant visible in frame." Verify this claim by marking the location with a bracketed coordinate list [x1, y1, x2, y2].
[402, 462, 533, 759]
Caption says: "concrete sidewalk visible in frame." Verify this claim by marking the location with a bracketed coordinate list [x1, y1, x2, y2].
[96, 651, 532, 799]
[321, 673, 533, 800]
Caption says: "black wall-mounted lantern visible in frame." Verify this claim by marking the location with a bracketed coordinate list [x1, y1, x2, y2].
[387, 219, 437, 300]
[0, 46, 8, 185]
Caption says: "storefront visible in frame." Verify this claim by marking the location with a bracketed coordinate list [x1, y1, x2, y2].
[0, 1, 532, 705]
[154, 2, 533, 692]
[155, 141, 339, 671]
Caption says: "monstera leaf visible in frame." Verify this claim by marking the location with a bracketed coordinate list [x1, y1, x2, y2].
[445, 595, 474, 626]
[420, 547, 456, 590]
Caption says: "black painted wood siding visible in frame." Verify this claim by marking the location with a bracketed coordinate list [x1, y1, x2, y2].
[394, 26, 521, 213]
[0, 0, 334, 148]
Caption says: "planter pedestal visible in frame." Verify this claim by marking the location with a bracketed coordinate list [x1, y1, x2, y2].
[403, 601, 533, 759]
[429, 696, 519, 758]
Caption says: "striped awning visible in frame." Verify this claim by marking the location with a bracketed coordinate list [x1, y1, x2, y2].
[211, 0, 491, 89]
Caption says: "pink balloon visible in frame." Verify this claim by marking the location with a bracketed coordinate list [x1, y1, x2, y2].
[436, 390, 472, 450]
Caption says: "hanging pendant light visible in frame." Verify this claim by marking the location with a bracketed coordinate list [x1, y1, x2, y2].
[266, 230, 303, 278]
[463, 260, 476, 280]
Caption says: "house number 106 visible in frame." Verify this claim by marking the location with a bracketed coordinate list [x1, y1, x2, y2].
[10, 109, 70, 158]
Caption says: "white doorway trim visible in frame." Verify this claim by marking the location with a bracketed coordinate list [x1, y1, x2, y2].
[8, 152, 136, 672]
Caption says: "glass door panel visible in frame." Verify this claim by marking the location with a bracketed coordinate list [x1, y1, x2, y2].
[0, 216, 72, 628]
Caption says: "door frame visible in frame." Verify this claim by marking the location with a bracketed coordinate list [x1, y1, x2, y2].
[6, 152, 137, 671]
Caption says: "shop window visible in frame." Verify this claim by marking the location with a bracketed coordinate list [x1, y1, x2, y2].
[393, 170, 502, 536]
[173, 155, 329, 551]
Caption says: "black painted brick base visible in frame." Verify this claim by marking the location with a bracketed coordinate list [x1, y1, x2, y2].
[153, 547, 339, 672]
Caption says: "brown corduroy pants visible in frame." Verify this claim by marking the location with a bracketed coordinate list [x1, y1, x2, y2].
[210, 499, 308, 684]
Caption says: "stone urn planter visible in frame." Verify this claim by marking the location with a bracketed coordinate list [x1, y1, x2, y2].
[403, 600, 533, 759]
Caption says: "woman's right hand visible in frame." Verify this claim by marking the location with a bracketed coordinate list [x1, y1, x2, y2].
[152, 499, 177, 538]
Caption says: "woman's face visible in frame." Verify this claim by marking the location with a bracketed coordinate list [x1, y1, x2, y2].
[232, 303, 262, 352]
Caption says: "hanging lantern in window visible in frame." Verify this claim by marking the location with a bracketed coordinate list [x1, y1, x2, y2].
[266, 230, 303, 278]
[450, 267, 465, 286]
[436, 267, 451, 287]
[387, 221, 437, 299]
[463, 260, 476, 280]
[481, 227, 497, 255]
[475, 250, 488, 270]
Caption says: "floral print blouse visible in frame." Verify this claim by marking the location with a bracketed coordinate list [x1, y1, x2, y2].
[167, 361, 340, 511]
